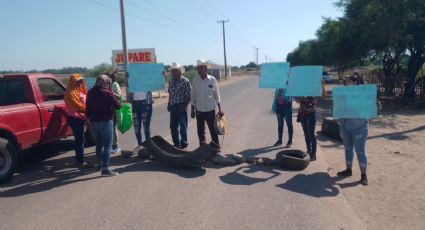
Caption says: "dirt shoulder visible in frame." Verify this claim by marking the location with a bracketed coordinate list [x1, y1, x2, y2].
[316, 84, 425, 230]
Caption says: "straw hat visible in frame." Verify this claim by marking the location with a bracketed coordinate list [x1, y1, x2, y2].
[171, 62, 185, 74]
[196, 59, 211, 68]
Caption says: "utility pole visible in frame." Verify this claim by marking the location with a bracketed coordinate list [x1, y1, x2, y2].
[217, 19, 229, 80]
[119, 0, 130, 101]
[254, 47, 259, 70]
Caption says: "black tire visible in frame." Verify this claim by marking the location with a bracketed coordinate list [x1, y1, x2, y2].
[276, 150, 310, 170]
[321, 117, 342, 141]
[0, 137, 18, 184]
[84, 126, 96, 147]
[144, 136, 215, 168]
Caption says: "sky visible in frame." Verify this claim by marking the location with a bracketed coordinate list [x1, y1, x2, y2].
[0, 0, 343, 71]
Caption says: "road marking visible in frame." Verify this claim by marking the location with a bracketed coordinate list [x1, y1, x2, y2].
[241, 88, 251, 94]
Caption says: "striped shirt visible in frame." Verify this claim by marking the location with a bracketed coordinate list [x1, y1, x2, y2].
[168, 76, 191, 105]
[191, 75, 221, 112]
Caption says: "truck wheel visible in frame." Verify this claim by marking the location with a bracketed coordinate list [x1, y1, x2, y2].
[0, 138, 18, 184]
[84, 127, 96, 147]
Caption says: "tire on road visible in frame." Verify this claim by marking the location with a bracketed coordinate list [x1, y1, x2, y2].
[321, 117, 342, 141]
[276, 150, 310, 170]
[143, 136, 215, 168]
[0, 137, 18, 184]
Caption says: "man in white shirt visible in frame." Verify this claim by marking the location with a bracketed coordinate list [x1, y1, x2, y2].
[191, 59, 224, 150]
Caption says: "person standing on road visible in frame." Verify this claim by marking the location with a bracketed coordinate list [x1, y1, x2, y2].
[64, 74, 90, 169]
[167, 62, 191, 149]
[132, 90, 153, 147]
[86, 74, 121, 176]
[297, 80, 326, 161]
[336, 75, 380, 186]
[107, 71, 122, 154]
[191, 59, 224, 151]
[272, 88, 293, 148]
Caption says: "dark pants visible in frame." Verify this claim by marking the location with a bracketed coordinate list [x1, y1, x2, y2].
[90, 120, 113, 170]
[276, 104, 293, 143]
[132, 101, 152, 146]
[170, 104, 188, 146]
[67, 116, 85, 164]
[196, 110, 219, 145]
[300, 112, 317, 156]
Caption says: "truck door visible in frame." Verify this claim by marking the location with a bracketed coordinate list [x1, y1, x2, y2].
[0, 77, 41, 149]
[36, 78, 71, 144]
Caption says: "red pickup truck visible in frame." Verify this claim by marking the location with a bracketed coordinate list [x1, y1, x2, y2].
[0, 73, 93, 183]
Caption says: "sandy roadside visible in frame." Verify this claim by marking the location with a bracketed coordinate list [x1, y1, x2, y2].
[316, 85, 425, 230]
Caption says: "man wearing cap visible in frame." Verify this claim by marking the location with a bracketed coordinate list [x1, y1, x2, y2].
[191, 59, 224, 150]
[167, 62, 191, 149]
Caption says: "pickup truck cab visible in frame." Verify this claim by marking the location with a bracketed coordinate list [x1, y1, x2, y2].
[0, 73, 92, 183]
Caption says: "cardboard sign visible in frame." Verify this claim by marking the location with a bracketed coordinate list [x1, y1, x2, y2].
[85, 77, 96, 90]
[333, 84, 377, 118]
[258, 62, 290, 88]
[128, 63, 164, 92]
[286, 66, 323, 96]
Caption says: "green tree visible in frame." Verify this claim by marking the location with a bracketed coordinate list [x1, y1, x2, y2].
[85, 63, 114, 77]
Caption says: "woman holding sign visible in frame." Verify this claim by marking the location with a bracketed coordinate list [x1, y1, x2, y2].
[336, 75, 380, 186]
[297, 80, 326, 161]
[272, 88, 293, 148]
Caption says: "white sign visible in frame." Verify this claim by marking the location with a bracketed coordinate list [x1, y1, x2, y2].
[112, 48, 157, 71]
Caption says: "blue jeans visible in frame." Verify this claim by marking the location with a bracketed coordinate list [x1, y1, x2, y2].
[170, 104, 188, 146]
[276, 105, 293, 143]
[339, 122, 368, 173]
[67, 116, 85, 164]
[132, 101, 152, 146]
[90, 120, 113, 170]
[300, 112, 317, 156]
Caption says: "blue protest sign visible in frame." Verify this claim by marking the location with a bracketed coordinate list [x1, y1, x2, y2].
[332, 84, 377, 118]
[286, 66, 323, 96]
[85, 77, 96, 90]
[258, 62, 290, 88]
[128, 63, 164, 92]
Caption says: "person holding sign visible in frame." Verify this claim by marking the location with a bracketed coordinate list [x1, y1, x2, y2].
[335, 75, 380, 186]
[132, 90, 153, 147]
[167, 62, 192, 149]
[191, 59, 224, 151]
[297, 80, 327, 161]
[271, 88, 293, 148]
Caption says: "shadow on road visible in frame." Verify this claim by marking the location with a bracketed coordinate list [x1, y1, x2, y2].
[236, 146, 282, 157]
[276, 172, 339, 198]
[0, 140, 205, 198]
[219, 165, 281, 186]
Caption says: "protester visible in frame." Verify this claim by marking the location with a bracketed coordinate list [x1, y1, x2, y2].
[86, 74, 121, 176]
[336, 75, 380, 186]
[132, 89, 153, 147]
[272, 88, 293, 148]
[167, 62, 191, 149]
[297, 80, 326, 161]
[191, 59, 224, 151]
[64, 74, 90, 169]
[107, 71, 122, 154]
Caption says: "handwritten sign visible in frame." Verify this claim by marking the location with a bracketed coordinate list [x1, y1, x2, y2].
[85, 77, 96, 90]
[258, 62, 290, 88]
[128, 63, 164, 92]
[333, 84, 377, 118]
[286, 66, 323, 96]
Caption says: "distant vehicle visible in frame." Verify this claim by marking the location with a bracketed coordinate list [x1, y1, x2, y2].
[0, 73, 94, 183]
[322, 71, 333, 83]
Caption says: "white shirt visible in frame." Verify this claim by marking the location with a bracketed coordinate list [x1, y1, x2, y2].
[133, 92, 147, 100]
[191, 75, 221, 112]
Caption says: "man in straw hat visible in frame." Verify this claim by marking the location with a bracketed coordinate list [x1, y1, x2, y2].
[191, 59, 224, 151]
[167, 62, 192, 149]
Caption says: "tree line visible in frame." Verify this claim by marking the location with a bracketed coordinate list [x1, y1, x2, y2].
[286, 0, 425, 98]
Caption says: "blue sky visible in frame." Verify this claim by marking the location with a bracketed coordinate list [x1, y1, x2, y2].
[0, 0, 342, 70]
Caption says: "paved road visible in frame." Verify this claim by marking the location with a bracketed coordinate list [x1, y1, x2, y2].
[0, 75, 365, 230]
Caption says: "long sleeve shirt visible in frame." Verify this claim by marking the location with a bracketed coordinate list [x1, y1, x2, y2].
[86, 86, 121, 122]
[168, 76, 191, 105]
[191, 75, 221, 112]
